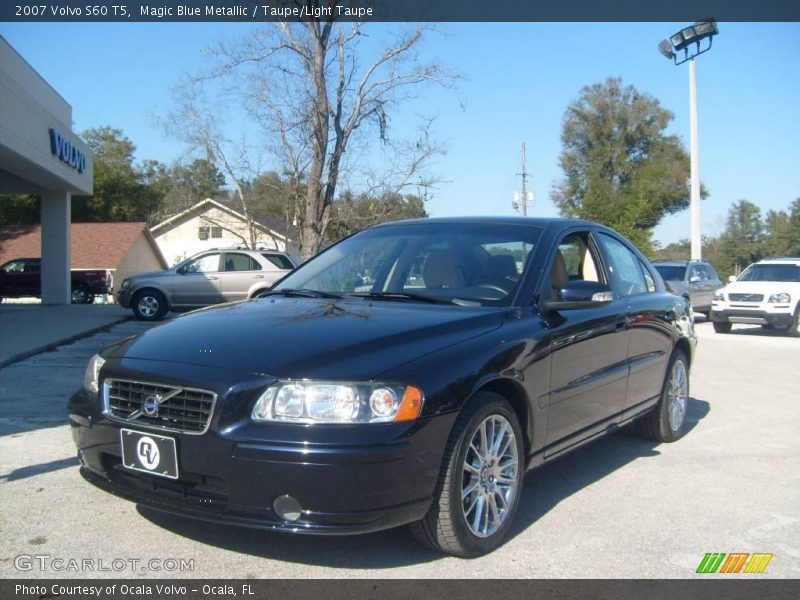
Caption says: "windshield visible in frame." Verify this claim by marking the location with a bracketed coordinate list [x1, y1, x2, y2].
[737, 263, 800, 282]
[653, 265, 686, 281]
[275, 222, 542, 306]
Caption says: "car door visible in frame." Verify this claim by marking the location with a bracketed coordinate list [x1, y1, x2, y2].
[687, 264, 712, 309]
[541, 230, 630, 448]
[595, 233, 673, 410]
[0, 259, 38, 297]
[218, 252, 263, 303]
[172, 252, 223, 306]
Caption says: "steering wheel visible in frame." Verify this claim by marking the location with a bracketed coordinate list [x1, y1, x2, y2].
[476, 283, 509, 295]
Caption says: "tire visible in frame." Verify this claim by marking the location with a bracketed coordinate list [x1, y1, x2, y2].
[410, 392, 524, 557]
[132, 289, 167, 321]
[788, 307, 800, 337]
[636, 350, 690, 443]
[71, 283, 91, 304]
[713, 321, 732, 334]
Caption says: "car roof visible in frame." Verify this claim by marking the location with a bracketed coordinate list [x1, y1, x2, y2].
[371, 216, 605, 230]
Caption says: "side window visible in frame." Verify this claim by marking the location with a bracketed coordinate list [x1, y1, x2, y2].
[2, 260, 27, 273]
[597, 234, 648, 297]
[262, 253, 294, 270]
[25, 260, 41, 273]
[544, 231, 604, 301]
[184, 253, 220, 273]
[639, 260, 656, 293]
[224, 253, 260, 272]
[704, 264, 719, 281]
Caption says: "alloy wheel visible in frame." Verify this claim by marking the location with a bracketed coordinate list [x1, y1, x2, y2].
[461, 414, 519, 538]
[667, 359, 688, 431]
[138, 295, 160, 318]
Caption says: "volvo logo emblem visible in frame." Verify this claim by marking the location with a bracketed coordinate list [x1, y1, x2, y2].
[142, 394, 161, 417]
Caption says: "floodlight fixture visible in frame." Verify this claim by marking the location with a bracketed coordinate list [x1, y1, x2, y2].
[658, 19, 718, 65]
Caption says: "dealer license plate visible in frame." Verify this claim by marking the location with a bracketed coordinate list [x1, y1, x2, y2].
[120, 428, 179, 479]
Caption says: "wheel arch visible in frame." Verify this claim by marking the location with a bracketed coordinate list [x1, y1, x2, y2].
[469, 377, 532, 456]
[674, 336, 693, 367]
[132, 285, 171, 309]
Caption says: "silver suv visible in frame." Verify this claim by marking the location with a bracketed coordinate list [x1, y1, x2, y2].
[652, 259, 723, 317]
[117, 248, 296, 320]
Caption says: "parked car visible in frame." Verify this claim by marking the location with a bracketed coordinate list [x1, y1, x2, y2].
[652, 259, 723, 316]
[0, 257, 110, 304]
[116, 248, 296, 320]
[710, 257, 800, 336]
[70, 218, 696, 556]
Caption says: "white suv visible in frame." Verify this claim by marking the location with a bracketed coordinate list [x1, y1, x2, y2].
[710, 257, 800, 336]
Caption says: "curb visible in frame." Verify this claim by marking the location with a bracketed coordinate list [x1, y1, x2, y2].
[0, 316, 130, 369]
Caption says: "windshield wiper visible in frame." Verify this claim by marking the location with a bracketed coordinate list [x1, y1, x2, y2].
[351, 291, 468, 305]
[259, 288, 343, 299]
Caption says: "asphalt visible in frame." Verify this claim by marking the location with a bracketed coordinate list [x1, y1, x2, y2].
[0, 304, 131, 368]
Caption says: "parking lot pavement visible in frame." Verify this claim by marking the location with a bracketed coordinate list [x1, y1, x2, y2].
[0, 318, 798, 579]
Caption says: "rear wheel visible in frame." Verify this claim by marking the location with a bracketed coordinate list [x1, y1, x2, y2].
[637, 350, 690, 443]
[713, 321, 732, 334]
[410, 392, 524, 557]
[132, 289, 167, 321]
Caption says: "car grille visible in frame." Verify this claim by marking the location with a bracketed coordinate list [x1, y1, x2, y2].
[104, 379, 216, 434]
[728, 293, 764, 302]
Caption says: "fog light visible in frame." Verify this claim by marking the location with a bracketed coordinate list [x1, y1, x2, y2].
[272, 495, 302, 522]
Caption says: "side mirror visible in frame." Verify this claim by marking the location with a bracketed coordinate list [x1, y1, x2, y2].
[728, 275, 737, 283]
[541, 280, 614, 312]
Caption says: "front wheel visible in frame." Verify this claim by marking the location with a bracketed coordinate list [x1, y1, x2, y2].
[637, 350, 690, 443]
[132, 289, 167, 321]
[713, 321, 732, 334]
[788, 307, 800, 337]
[410, 392, 524, 557]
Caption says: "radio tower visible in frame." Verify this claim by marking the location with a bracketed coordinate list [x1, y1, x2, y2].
[512, 143, 533, 216]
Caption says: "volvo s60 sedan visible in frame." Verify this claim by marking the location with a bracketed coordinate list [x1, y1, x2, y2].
[69, 218, 696, 556]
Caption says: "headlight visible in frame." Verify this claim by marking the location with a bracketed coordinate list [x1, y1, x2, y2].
[251, 381, 423, 424]
[768, 293, 791, 303]
[83, 354, 105, 394]
[120, 279, 131, 290]
[713, 290, 724, 301]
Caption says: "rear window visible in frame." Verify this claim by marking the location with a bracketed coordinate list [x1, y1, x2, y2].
[653, 265, 686, 281]
[262, 253, 294, 270]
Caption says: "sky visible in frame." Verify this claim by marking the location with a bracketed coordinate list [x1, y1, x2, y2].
[1, 21, 798, 246]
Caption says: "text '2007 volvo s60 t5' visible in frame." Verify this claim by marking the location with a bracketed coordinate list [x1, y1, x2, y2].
[69, 218, 696, 557]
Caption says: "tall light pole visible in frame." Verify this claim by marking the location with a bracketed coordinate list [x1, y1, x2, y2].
[659, 19, 719, 261]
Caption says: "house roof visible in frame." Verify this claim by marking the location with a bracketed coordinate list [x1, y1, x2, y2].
[151, 198, 291, 242]
[0, 222, 167, 269]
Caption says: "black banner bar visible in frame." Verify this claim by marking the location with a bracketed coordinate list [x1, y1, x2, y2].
[2, 580, 800, 600]
[2, 0, 799, 23]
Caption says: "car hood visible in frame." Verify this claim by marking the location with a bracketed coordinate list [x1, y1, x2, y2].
[128, 269, 173, 281]
[725, 281, 800, 294]
[112, 297, 504, 380]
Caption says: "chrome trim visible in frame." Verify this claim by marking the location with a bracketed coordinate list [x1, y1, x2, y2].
[102, 378, 217, 435]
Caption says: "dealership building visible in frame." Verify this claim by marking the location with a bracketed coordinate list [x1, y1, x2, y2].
[0, 36, 93, 304]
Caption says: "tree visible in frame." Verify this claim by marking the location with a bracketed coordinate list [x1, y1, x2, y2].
[174, 14, 451, 259]
[716, 200, 764, 276]
[0, 194, 39, 225]
[72, 127, 161, 222]
[552, 78, 700, 253]
[148, 159, 228, 224]
[325, 191, 428, 243]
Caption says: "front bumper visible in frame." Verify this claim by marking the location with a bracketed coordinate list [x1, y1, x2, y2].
[69, 381, 454, 535]
[710, 305, 794, 328]
[116, 287, 133, 308]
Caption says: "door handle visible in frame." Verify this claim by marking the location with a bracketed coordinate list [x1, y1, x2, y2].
[253, 275, 264, 279]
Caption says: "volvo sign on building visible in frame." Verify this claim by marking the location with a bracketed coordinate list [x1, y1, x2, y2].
[0, 36, 93, 304]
